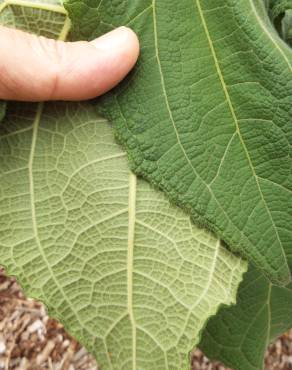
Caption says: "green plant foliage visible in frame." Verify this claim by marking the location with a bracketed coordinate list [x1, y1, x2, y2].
[268, 0, 292, 45]
[200, 264, 292, 370]
[282, 9, 292, 45]
[0, 100, 245, 369]
[65, 0, 292, 285]
[0, 1, 291, 370]
[0, 6, 246, 367]
[268, 0, 292, 19]
[0, 0, 67, 36]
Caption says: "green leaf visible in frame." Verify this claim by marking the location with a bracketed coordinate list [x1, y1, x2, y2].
[199, 264, 292, 370]
[268, 0, 292, 19]
[268, 0, 292, 46]
[282, 9, 292, 45]
[65, 0, 292, 285]
[0, 0, 68, 37]
[0, 100, 246, 369]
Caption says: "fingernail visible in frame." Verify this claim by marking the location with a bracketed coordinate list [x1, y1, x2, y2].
[90, 27, 130, 50]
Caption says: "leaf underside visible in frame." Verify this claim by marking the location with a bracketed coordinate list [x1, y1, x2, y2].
[0, 3, 246, 369]
[200, 264, 292, 370]
[0, 100, 245, 370]
[65, 0, 292, 285]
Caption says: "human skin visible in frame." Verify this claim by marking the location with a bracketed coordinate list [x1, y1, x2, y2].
[0, 26, 139, 101]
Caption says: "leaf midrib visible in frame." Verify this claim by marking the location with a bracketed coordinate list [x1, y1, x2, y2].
[28, 101, 85, 323]
[151, 0, 289, 280]
[22, 7, 89, 342]
[152, 0, 244, 236]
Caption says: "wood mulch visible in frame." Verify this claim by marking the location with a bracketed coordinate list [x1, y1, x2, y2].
[0, 268, 291, 370]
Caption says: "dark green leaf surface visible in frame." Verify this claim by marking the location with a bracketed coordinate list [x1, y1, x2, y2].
[282, 10, 292, 45]
[66, 0, 292, 285]
[269, 0, 292, 19]
[268, 0, 292, 45]
[200, 264, 292, 370]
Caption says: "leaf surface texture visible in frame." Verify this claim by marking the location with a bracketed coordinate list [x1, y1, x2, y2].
[200, 264, 292, 370]
[66, 0, 292, 285]
[0, 56, 245, 370]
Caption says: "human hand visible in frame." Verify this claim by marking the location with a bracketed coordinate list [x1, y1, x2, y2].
[0, 26, 139, 101]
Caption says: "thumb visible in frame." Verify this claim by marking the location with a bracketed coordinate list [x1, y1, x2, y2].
[0, 25, 139, 101]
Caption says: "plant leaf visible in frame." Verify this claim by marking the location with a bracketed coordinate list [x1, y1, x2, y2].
[0, 99, 246, 369]
[0, 0, 67, 36]
[0, 2, 246, 368]
[282, 9, 292, 45]
[268, 0, 292, 46]
[199, 264, 292, 370]
[268, 0, 292, 19]
[65, 0, 292, 285]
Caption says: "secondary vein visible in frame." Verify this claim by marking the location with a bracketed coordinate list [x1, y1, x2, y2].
[151, 0, 278, 279]
[127, 172, 137, 370]
[195, 0, 289, 276]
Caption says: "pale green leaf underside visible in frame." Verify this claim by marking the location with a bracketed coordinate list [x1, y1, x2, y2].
[200, 264, 292, 370]
[0, 0, 67, 36]
[0, 100, 246, 369]
[66, 0, 292, 285]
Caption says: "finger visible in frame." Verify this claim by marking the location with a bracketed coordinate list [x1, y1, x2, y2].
[0, 26, 139, 101]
